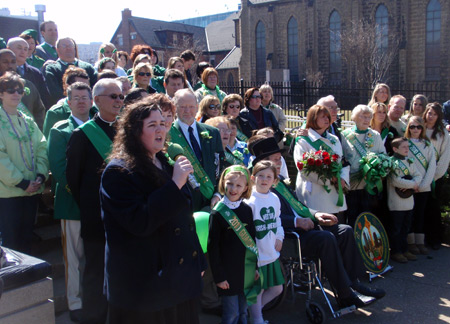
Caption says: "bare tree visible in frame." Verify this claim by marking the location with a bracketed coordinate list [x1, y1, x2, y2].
[339, 20, 399, 88]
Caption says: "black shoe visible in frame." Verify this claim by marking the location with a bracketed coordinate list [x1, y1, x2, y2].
[69, 309, 83, 322]
[352, 282, 386, 299]
[339, 292, 376, 308]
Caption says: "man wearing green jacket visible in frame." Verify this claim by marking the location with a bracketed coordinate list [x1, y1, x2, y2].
[47, 82, 93, 323]
[44, 37, 97, 106]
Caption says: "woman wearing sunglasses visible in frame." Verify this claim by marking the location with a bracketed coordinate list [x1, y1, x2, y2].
[195, 95, 221, 123]
[0, 72, 49, 253]
[238, 87, 283, 142]
[132, 62, 156, 94]
[404, 116, 436, 257]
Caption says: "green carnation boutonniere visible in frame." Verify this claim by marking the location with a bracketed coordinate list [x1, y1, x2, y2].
[232, 150, 244, 160]
[407, 157, 414, 164]
[388, 132, 394, 139]
[243, 148, 249, 155]
[201, 131, 212, 140]
[24, 87, 30, 96]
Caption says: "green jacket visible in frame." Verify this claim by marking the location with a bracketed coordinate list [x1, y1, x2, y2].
[26, 54, 45, 70]
[0, 108, 49, 198]
[151, 76, 165, 94]
[47, 116, 82, 220]
[44, 59, 97, 105]
[43, 98, 98, 139]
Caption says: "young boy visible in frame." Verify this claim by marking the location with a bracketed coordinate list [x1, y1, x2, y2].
[387, 138, 422, 263]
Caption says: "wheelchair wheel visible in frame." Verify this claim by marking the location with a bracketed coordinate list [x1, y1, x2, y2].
[306, 301, 326, 324]
[262, 262, 288, 311]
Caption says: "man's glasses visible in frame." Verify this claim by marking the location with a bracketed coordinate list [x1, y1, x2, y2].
[98, 93, 124, 100]
[208, 104, 221, 110]
[138, 72, 151, 77]
[5, 88, 24, 95]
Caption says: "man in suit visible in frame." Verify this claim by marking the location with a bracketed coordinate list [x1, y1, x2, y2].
[169, 88, 224, 212]
[253, 137, 385, 309]
[169, 89, 223, 314]
[47, 82, 93, 323]
[35, 21, 58, 62]
[7, 37, 52, 109]
[66, 79, 123, 324]
[44, 37, 97, 106]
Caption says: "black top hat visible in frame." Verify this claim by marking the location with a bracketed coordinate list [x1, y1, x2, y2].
[251, 137, 283, 167]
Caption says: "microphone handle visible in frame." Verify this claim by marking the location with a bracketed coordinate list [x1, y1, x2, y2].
[187, 174, 200, 190]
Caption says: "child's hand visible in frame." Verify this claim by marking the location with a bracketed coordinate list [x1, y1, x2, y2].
[255, 270, 260, 281]
[217, 280, 230, 289]
[275, 239, 283, 252]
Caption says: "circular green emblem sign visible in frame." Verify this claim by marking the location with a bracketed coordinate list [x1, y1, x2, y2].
[354, 212, 390, 274]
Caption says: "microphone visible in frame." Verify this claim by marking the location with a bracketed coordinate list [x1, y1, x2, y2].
[167, 143, 200, 190]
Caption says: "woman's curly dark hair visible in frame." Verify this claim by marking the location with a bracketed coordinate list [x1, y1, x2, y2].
[109, 97, 166, 186]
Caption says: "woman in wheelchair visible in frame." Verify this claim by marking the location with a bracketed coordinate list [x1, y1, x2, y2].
[251, 137, 386, 309]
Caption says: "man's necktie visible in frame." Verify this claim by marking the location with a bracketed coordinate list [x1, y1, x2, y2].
[188, 126, 203, 164]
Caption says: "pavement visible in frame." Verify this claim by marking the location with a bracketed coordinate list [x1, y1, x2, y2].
[28, 214, 450, 324]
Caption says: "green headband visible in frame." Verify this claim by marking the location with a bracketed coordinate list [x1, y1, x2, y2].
[224, 165, 250, 183]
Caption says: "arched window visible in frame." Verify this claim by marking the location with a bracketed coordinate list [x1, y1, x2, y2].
[375, 5, 389, 52]
[329, 11, 341, 83]
[256, 21, 266, 82]
[426, 0, 441, 80]
[287, 17, 299, 82]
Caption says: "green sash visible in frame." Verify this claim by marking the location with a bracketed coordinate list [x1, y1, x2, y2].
[79, 120, 112, 161]
[225, 150, 244, 166]
[213, 202, 261, 305]
[42, 43, 57, 59]
[236, 129, 248, 142]
[299, 135, 333, 153]
[381, 128, 390, 141]
[273, 181, 315, 221]
[408, 140, 428, 172]
[394, 158, 410, 176]
[171, 126, 215, 200]
[342, 129, 367, 158]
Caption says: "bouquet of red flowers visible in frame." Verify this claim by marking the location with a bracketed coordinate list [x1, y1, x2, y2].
[296, 150, 344, 206]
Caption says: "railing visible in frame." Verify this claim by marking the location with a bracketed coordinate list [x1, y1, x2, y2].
[219, 79, 449, 121]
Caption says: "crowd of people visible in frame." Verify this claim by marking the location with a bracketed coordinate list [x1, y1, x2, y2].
[0, 20, 449, 324]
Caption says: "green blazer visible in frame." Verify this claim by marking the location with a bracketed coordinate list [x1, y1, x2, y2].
[169, 120, 224, 211]
[47, 116, 81, 220]
[43, 98, 98, 139]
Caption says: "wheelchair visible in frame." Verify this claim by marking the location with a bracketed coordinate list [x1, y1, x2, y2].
[263, 230, 356, 323]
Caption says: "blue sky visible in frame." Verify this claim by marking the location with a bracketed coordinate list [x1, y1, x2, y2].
[6, 0, 240, 44]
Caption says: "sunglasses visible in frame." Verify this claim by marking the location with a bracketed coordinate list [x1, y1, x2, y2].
[208, 104, 221, 110]
[251, 95, 262, 99]
[138, 72, 151, 77]
[5, 88, 24, 95]
[227, 104, 240, 109]
[409, 125, 423, 130]
[99, 93, 125, 100]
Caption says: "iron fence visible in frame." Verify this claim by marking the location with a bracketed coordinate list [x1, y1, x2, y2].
[219, 79, 449, 120]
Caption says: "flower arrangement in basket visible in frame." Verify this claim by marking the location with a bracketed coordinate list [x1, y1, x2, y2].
[358, 152, 394, 195]
[296, 150, 344, 206]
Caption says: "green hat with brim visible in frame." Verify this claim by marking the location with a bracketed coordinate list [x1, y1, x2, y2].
[21, 29, 39, 43]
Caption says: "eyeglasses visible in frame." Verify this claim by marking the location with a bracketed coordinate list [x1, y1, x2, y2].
[208, 104, 221, 110]
[227, 104, 240, 110]
[72, 96, 91, 101]
[138, 72, 151, 77]
[328, 107, 340, 112]
[251, 95, 262, 99]
[409, 125, 423, 130]
[98, 93, 124, 100]
[218, 128, 232, 134]
[5, 88, 24, 95]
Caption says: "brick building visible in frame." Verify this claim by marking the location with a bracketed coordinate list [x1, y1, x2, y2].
[237, 0, 450, 91]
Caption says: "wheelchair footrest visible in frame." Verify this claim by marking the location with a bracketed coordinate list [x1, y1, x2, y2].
[334, 305, 356, 318]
